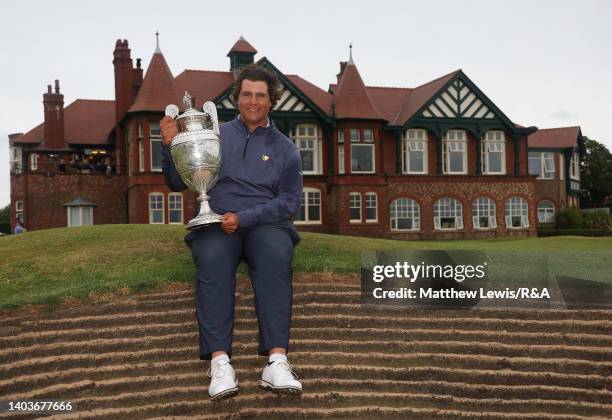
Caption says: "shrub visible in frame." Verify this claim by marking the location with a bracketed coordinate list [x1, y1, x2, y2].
[556, 207, 582, 228]
[581, 210, 612, 231]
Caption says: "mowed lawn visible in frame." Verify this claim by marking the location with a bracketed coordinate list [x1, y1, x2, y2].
[1, 224, 611, 310]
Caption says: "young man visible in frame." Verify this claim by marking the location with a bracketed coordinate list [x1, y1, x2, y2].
[160, 65, 303, 400]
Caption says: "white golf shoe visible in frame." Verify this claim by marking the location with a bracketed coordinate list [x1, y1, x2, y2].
[259, 359, 302, 396]
[207, 359, 239, 400]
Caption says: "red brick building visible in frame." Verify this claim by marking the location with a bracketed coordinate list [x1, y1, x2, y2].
[8, 36, 584, 238]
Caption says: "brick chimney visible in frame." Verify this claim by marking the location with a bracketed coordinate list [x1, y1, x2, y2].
[43, 80, 65, 149]
[113, 39, 134, 123]
[336, 61, 347, 84]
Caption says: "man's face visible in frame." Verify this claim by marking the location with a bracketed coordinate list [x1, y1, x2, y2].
[237, 79, 271, 127]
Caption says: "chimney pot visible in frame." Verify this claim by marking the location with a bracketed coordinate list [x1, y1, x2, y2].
[54, 80, 60, 94]
[136, 58, 141, 68]
[47, 85, 52, 93]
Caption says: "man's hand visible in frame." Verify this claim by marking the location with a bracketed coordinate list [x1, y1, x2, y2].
[160, 116, 178, 146]
[221, 212, 240, 234]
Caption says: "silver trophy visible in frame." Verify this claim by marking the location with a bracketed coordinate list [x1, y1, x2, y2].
[165, 92, 222, 229]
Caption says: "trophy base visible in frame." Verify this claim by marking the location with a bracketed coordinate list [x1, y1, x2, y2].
[187, 213, 222, 230]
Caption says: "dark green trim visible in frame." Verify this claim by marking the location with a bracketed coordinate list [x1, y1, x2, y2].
[436, 95, 457, 117]
[435, 130, 443, 175]
[327, 124, 335, 176]
[475, 136, 482, 175]
[394, 130, 401, 174]
[513, 132, 520, 176]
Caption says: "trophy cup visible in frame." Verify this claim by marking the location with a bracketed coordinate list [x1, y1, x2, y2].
[165, 92, 222, 229]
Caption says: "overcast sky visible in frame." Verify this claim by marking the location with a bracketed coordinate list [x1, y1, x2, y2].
[1, 0, 611, 208]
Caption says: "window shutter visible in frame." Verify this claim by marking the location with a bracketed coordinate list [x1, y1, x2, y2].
[434, 218, 441, 230]
[457, 216, 464, 229]
[472, 216, 479, 229]
[505, 215, 511, 227]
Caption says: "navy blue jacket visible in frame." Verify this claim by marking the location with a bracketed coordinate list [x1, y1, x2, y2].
[162, 116, 303, 229]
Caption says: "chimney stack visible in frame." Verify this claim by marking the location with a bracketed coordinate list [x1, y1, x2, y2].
[113, 39, 135, 123]
[336, 61, 347, 84]
[43, 80, 65, 149]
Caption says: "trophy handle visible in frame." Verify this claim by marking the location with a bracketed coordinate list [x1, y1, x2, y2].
[165, 104, 179, 119]
[203, 101, 220, 136]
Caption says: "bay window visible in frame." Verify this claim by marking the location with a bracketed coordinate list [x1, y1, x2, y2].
[150, 122, 162, 172]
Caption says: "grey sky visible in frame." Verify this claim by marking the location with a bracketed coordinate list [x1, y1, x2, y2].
[1, 0, 611, 208]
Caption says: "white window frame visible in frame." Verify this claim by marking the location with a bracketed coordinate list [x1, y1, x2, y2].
[293, 124, 322, 175]
[350, 144, 375, 174]
[529, 152, 555, 179]
[149, 192, 165, 224]
[472, 197, 497, 229]
[349, 192, 362, 223]
[67, 206, 94, 227]
[150, 122, 162, 172]
[365, 192, 378, 222]
[482, 131, 506, 175]
[505, 197, 529, 229]
[390, 198, 420, 231]
[350, 128, 360, 142]
[15, 201, 23, 222]
[338, 144, 345, 174]
[294, 187, 322, 225]
[434, 198, 464, 230]
[137, 122, 144, 138]
[30, 153, 38, 171]
[168, 193, 183, 224]
[443, 130, 467, 175]
[10, 146, 22, 173]
[570, 151, 580, 180]
[402, 129, 428, 174]
[338, 129, 345, 143]
[364, 128, 374, 143]
[537, 200, 555, 224]
[139, 139, 145, 172]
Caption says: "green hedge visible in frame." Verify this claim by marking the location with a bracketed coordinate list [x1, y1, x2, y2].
[0, 222, 10, 235]
[537, 227, 609, 237]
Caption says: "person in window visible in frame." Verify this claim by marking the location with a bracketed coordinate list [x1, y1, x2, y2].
[160, 65, 303, 401]
[14, 218, 26, 234]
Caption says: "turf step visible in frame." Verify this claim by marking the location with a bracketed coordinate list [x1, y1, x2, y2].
[4, 351, 611, 397]
[3, 322, 611, 351]
[3, 361, 609, 398]
[13, 311, 612, 336]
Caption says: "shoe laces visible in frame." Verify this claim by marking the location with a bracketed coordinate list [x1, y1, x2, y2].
[275, 360, 299, 380]
[207, 360, 230, 379]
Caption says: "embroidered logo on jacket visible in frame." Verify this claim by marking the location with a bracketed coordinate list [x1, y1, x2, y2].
[261, 154, 270, 161]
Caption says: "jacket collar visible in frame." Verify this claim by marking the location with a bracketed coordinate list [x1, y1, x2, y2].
[233, 115, 275, 135]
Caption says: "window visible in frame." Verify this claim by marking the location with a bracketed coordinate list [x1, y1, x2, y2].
[338, 144, 345, 174]
[570, 151, 580, 180]
[349, 192, 361, 223]
[149, 193, 164, 224]
[150, 123, 162, 172]
[67, 206, 93, 227]
[30, 153, 38, 171]
[139, 139, 145, 172]
[505, 197, 529, 228]
[168, 193, 183, 224]
[10, 146, 22, 174]
[472, 197, 497, 229]
[364, 129, 374, 142]
[402, 129, 428, 174]
[537, 200, 555, 224]
[559, 154, 564, 181]
[15, 201, 23, 222]
[365, 192, 377, 222]
[137, 123, 144, 138]
[482, 131, 505, 174]
[293, 124, 322, 175]
[443, 130, 467, 174]
[434, 198, 463, 230]
[295, 188, 321, 224]
[350, 129, 360, 142]
[390, 198, 420, 231]
[351, 144, 375, 173]
[528, 152, 555, 179]
[338, 129, 345, 143]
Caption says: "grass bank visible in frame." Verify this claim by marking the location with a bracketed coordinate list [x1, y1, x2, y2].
[1, 224, 611, 310]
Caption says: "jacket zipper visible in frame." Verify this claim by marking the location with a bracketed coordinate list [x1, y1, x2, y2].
[242, 134, 250, 159]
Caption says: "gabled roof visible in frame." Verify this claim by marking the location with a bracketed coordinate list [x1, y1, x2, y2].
[227, 36, 257, 55]
[333, 62, 385, 120]
[129, 51, 180, 113]
[366, 86, 413, 122]
[390, 70, 460, 125]
[174, 70, 234, 109]
[528, 126, 582, 149]
[14, 99, 115, 145]
[286, 74, 334, 115]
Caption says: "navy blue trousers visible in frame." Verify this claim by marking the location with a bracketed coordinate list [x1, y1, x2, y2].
[184, 222, 299, 360]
